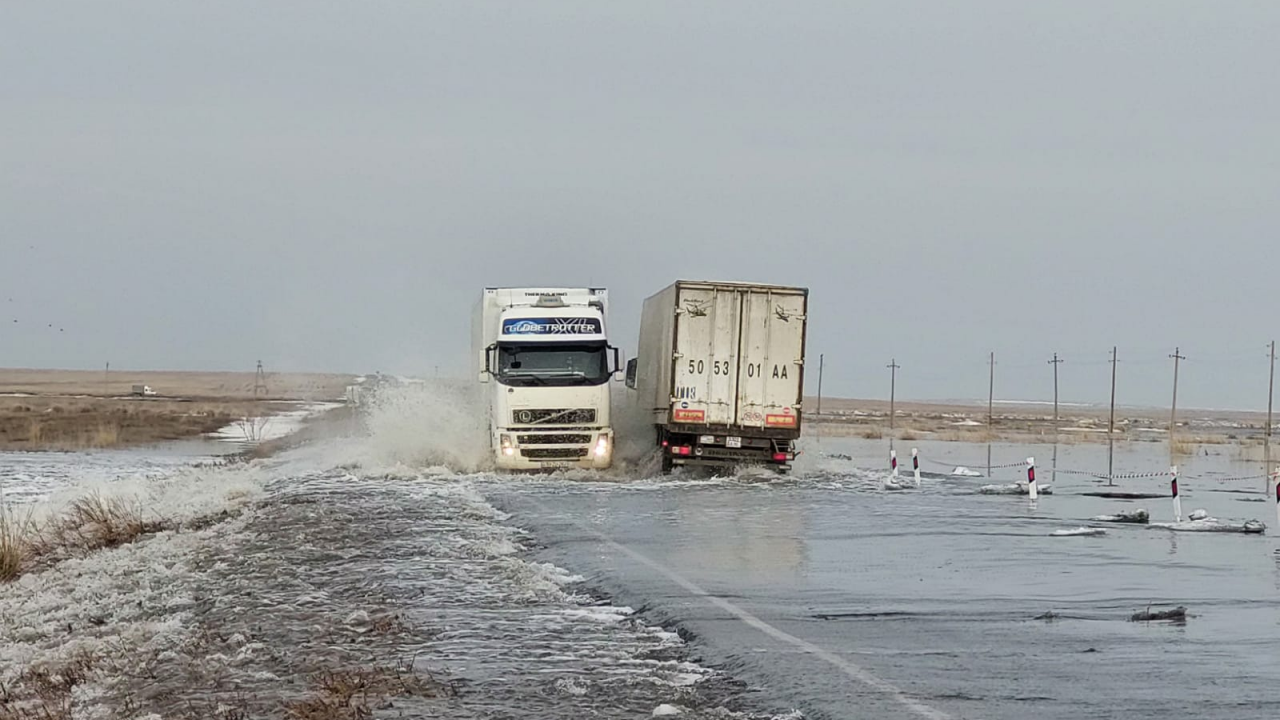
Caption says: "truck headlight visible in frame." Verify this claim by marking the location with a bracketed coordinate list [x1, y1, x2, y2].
[594, 435, 610, 458]
[501, 434, 516, 456]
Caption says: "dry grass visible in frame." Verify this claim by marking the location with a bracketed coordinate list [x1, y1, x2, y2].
[0, 397, 293, 450]
[0, 506, 34, 582]
[283, 662, 455, 720]
[32, 493, 165, 560]
[2, 493, 170, 582]
[369, 613, 409, 636]
[0, 368, 353, 401]
[0, 649, 99, 720]
[89, 422, 120, 448]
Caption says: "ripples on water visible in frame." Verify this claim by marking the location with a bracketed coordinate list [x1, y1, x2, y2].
[4, 431, 1278, 719]
[0, 450, 797, 719]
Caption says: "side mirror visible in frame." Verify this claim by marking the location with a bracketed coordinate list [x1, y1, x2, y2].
[479, 344, 496, 383]
[611, 347, 624, 380]
[625, 358, 638, 389]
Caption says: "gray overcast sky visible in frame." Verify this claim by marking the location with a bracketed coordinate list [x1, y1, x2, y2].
[2, 2, 1277, 409]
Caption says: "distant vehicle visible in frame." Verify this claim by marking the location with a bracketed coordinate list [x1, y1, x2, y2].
[473, 287, 622, 471]
[345, 373, 401, 407]
[627, 280, 808, 472]
[131, 385, 157, 397]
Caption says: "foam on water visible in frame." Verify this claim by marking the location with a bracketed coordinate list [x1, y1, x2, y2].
[1051, 527, 1107, 537]
[0, 462, 265, 712]
[2, 443, 792, 718]
[0, 451, 195, 505]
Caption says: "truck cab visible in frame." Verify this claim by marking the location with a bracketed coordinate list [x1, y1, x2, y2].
[475, 288, 620, 471]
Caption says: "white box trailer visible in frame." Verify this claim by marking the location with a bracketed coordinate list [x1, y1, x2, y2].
[627, 280, 808, 471]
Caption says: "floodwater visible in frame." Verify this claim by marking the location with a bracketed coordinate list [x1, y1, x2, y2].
[4, 431, 1279, 719]
[0, 442, 784, 719]
[491, 436, 1280, 720]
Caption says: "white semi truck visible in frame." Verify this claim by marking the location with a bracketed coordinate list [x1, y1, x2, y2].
[473, 287, 621, 471]
[626, 280, 809, 472]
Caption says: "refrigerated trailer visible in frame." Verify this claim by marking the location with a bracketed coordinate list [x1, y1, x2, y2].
[626, 280, 808, 472]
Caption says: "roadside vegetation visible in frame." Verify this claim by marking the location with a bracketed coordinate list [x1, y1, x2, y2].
[0, 398, 277, 451]
[0, 492, 169, 582]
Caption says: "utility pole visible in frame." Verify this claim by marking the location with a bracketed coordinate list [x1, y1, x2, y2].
[887, 358, 900, 431]
[987, 352, 996, 428]
[1267, 341, 1275, 490]
[1266, 341, 1275, 443]
[1108, 346, 1118, 485]
[1048, 353, 1063, 485]
[1169, 347, 1185, 462]
[103, 361, 110, 397]
[816, 354, 824, 415]
[1048, 353, 1063, 427]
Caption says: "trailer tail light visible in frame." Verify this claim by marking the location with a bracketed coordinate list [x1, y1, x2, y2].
[772, 452, 793, 462]
[671, 445, 692, 456]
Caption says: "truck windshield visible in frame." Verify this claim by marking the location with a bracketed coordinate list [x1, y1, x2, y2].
[497, 343, 609, 386]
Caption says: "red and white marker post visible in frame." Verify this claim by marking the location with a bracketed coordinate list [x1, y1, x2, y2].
[1170, 465, 1182, 522]
[1026, 457, 1037, 501]
[891, 449, 899, 480]
[912, 448, 921, 487]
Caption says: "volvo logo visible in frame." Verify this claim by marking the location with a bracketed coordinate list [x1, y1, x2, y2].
[517, 410, 533, 423]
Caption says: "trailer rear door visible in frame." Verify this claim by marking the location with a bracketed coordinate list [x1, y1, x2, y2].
[736, 289, 806, 430]
[671, 285, 741, 426]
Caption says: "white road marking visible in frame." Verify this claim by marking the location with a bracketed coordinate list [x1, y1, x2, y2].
[530, 498, 951, 720]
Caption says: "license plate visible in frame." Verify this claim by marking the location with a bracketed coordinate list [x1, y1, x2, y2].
[726, 436, 742, 448]
[540, 461, 572, 468]
[700, 435, 716, 444]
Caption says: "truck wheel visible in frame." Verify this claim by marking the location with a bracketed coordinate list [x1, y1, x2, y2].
[657, 428, 674, 474]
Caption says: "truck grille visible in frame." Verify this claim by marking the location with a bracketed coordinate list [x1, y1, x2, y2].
[511, 408, 597, 425]
[522, 447, 590, 460]
[517, 434, 593, 445]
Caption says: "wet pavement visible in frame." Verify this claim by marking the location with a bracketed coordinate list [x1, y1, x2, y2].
[492, 437, 1280, 720]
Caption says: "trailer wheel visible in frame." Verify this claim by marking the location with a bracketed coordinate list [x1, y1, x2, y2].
[657, 427, 674, 474]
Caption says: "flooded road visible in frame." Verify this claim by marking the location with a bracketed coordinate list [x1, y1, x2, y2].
[4, 431, 1278, 719]
[1, 444, 784, 719]
[494, 437, 1280, 720]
